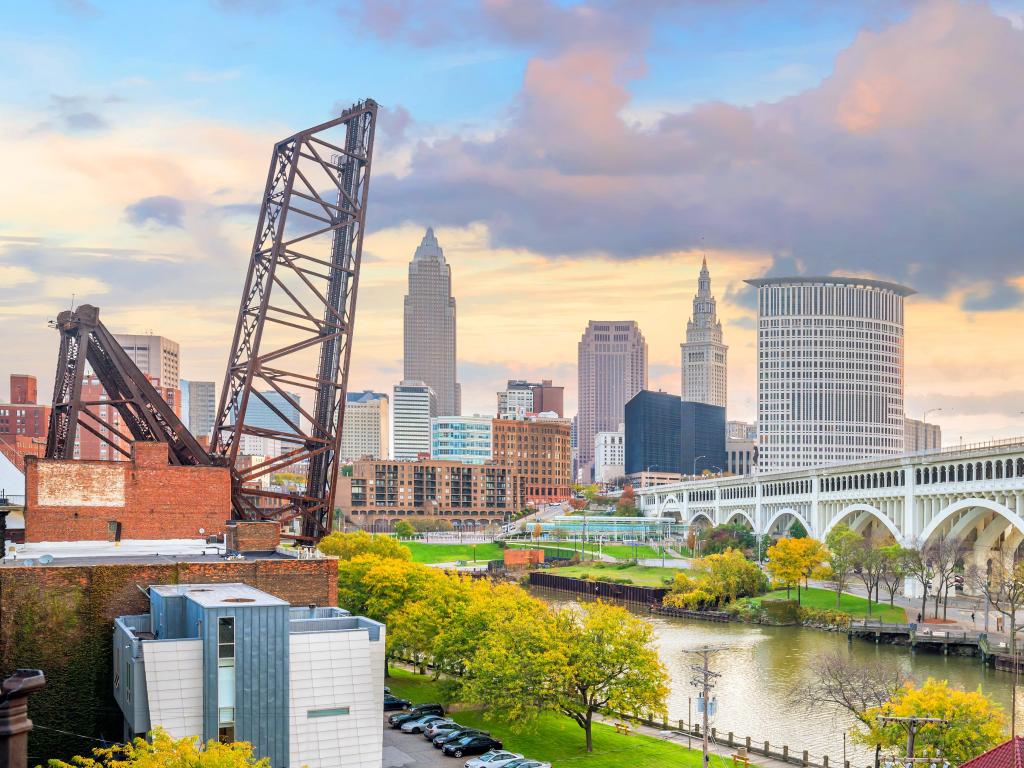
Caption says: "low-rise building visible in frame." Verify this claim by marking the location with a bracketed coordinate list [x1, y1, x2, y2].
[337, 458, 524, 531]
[492, 414, 572, 503]
[430, 415, 493, 464]
[113, 582, 384, 768]
[593, 424, 624, 484]
[905, 416, 942, 452]
[727, 437, 757, 476]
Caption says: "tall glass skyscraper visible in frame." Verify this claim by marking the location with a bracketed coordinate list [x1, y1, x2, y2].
[403, 228, 460, 416]
[747, 276, 913, 471]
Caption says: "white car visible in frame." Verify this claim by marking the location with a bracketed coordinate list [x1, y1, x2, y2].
[464, 751, 524, 768]
[400, 714, 445, 733]
[501, 760, 551, 768]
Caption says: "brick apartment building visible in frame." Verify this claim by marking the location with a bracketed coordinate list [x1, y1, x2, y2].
[0, 374, 51, 456]
[337, 458, 525, 531]
[491, 414, 572, 503]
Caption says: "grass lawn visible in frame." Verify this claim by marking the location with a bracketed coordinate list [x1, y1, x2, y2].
[754, 586, 908, 622]
[599, 543, 665, 560]
[386, 667, 704, 768]
[507, 541, 602, 559]
[402, 541, 506, 564]
[509, 541, 671, 561]
[549, 561, 681, 587]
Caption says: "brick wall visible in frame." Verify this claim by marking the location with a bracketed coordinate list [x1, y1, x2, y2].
[23, 442, 231, 542]
[504, 548, 544, 567]
[226, 521, 281, 552]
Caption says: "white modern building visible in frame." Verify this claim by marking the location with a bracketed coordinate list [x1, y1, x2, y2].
[115, 333, 181, 391]
[237, 433, 282, 458]
[681, 257, 727, 410]
[341, 391, 389, 462]
[727, 437, 756, 476]
[181, 380, 216, 441]
[113, 583, 384, 768]
[594, 424, 625, 483]
[392, 380, 437, 461]
[430, 415, 493, 464]
[497, 381, 537, 419]
[747, 276, 914, 472]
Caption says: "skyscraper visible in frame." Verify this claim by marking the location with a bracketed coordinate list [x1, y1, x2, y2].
[113, 333, 180, 391]
[680, 257, 727, 409]
[340, 390, 389, 462]
[577, 321, 647, 480]
[182, 380, 216, 441]
[403, 228, 460, 416]
[747, 276, 913, 471]
[392, 380, 437, 460]
[244, 391, 301, 435]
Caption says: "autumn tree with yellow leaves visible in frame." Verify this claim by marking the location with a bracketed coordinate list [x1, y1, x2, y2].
[46, 728, 270, 768]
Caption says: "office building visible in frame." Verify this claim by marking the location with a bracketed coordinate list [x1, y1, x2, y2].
[338, 459, 524, 530]
[243, 390, 301, 435]
[577, 321, 648, 480]
[497, 381, 537, 419]
[403, 228, 460, 416]
[905, 417, 942, 452]
[492, 414, 572, 503]
[340, 391, 389, 462]
[113, 583, 384, 768]
[0, 375, 50, 449]
[728, 420, 758, 441]
[681, 400, 728, 477]
[74, 374, 179, 461]
[727, 437, 757, 476]
[181, 380, 216, 441]
[681, 257, 728, 409]
[532, 379, 564, 417]
[747, 276, 913, 471]
[114, 333, 181, 391]
[431, 415, 493, 464]
[392, 380, 437, 461]
[593, 424, 625, 484]
[624, 390, 682, 477]
[237, 433, 282, 458]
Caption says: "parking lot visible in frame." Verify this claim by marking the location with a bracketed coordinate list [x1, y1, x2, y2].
[382, 716, 453, 768]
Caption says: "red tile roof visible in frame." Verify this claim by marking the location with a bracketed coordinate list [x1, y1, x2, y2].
[960, 738, 1024, 768]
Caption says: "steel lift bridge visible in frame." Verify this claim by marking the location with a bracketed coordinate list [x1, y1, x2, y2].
[45, 100, 378, 542]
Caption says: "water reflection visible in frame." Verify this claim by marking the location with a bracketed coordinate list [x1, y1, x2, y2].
[532, 588, 1019, 765]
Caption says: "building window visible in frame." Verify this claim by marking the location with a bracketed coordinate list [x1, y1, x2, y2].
[308, 706, 351, 718]
[218, 617, 236, 743]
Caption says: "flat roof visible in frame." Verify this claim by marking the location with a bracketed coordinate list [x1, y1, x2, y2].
[152, 582, 289, 608]
[744, 275, 916, 297]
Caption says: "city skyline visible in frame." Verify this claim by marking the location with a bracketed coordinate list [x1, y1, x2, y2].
[3, 1, 1024, 443]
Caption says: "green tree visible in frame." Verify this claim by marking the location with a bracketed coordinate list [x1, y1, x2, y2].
[702, 523, 756, 555]
[825, 525, 862, 609]
[317, 529, 411, 560]
[788, 519, 809, 539]
[665, 548, 767, 608]
[46, 728, 270, 768]
[879, 544, 913, 606]
[854, 678, 1007, 765]
[393, 520, 416, 538]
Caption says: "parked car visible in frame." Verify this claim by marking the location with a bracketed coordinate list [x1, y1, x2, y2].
[464, 750, 524, 768]
[383, 694, 411, 711]
[501, 760, 551, 768]
[424, 720, 461, 739]
[388, 703, 445, 727]
[400, 714, 446, 734]
[434, 728, 488, 748]
[442, 735, 504, 758]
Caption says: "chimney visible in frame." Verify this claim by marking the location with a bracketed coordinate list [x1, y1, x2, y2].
[0, 669, 46, 768]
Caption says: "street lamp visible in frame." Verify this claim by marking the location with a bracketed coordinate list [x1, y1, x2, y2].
[693, 455, 707, 476]
[923, 408, 943, 423]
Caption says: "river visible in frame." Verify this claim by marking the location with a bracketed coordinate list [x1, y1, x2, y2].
[532, 588, 1019, 765]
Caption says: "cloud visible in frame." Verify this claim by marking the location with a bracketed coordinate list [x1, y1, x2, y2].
[47, 94, 109, 133]
[370, 1, 1024, 299]
[961, 281, 1024, 312]
[125, 195, 186, 228]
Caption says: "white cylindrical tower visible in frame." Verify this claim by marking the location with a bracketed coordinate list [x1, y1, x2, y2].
[746, 276, 915, 472]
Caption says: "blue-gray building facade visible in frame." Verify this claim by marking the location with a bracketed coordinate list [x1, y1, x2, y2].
[625, 391, 726, 477]
[681, 400, 727, 476]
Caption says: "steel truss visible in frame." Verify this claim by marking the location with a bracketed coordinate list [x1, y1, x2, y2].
[211, 99, 378, 540]
[45, 304, 211, 466]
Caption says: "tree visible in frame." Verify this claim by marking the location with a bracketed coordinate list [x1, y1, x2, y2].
[788, 519, 809, 539]
[552, 602, 668, 752]
[904, 545, 935, 622]
[765, 537, 804, 600]
[317, 529, 411, 560]
[854, 678, 1007, 765]
[879, 544, 913, 606]
[853, 534, 888, 617]
[825, 525, 862, 609]
[410, 517, 454, 533]
[925, 536, 967, 620]
[393, 520, 416, 538]
[702, 523, 756, 555]
[664, 549, 767, 608]
[797, 651, 909, 726]
[47, 728, 271, 768]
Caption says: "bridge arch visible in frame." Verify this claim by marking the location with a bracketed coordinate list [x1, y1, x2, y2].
[690, 510, 715, 528]
[919, 497, 1024, 546]
[766, 508, 814, 538]
[823, 503, 902, 542]
[658, 495, 683, 520]
[724, 509, 755, 529]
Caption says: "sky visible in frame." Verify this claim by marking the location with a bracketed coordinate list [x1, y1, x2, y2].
[2, 0, 1024, 444]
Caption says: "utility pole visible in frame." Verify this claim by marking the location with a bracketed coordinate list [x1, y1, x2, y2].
[875, 715, 948, 768]
[689, 647, 722, 768]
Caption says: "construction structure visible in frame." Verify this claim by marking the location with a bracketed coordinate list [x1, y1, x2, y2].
[42, 100, 379, 543]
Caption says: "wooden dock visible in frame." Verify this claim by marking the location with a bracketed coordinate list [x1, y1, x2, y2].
[848, 620, 984, 656]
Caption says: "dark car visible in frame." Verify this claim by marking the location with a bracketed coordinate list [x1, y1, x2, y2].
[442, 735, 504, 758]
[384, 694, 411, 711]
[434, 728, 488, 749]
[388, 702, 445, 727]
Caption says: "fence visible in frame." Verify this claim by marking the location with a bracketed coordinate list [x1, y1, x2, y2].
[528, 571, 668, 604]
[653, 605, 732, 622]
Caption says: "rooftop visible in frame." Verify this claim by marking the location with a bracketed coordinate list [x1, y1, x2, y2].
[152, 582, 289, 608]
[0, 538, 296, 568]
[744, 275, 916, 296]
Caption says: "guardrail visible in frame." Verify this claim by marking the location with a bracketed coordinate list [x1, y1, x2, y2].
[528, 571, 669, 604]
